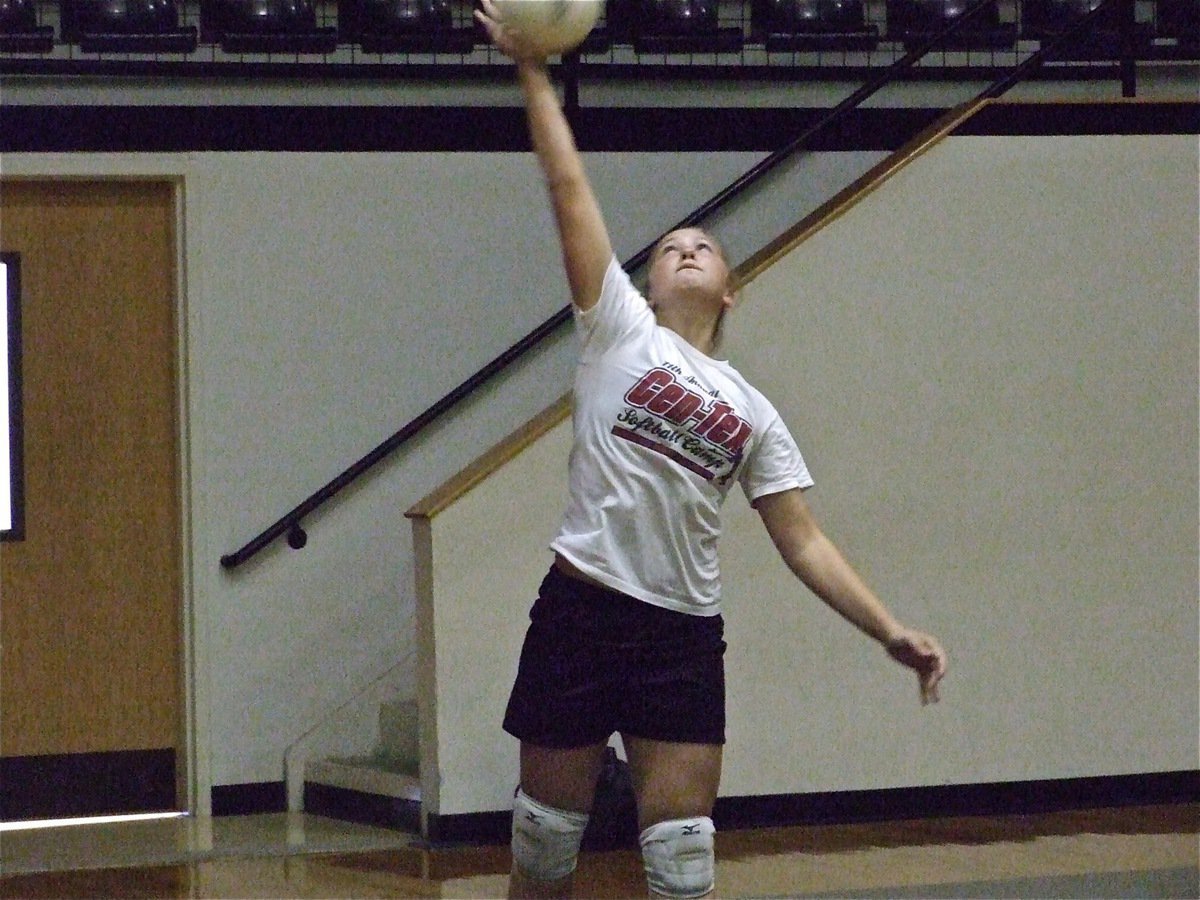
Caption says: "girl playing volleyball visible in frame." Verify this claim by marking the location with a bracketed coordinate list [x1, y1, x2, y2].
[476, 4, 948, 896]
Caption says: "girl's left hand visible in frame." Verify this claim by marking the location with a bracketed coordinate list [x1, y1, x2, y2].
[885, 629, 947, 705]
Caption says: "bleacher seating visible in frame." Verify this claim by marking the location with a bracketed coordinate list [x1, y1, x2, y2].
[886, 0, 1017, 50]
[338, 0, 474, 53]
[1155, 0, 1198, 46]
[60, 0, 197, 51]
[0, 0, 1193, 66]
[200, 0, 337, 52]
[0, 0, 53, 51]
[614, 0, 746, 53]
[751, 0, 881, 51]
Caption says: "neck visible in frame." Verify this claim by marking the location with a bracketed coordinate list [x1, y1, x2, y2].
[656, 307, 719, 356]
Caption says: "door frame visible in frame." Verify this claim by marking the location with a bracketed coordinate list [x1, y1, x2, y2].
[1, 161, 205, 816]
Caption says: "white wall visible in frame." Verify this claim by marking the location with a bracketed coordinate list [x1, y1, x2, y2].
[721, 132, 1198, 793]
[184, 149, 777, 794]
[0, 139, 879, 810]
[4, 99, 1193, 817]
[414, 128, 1198, 816]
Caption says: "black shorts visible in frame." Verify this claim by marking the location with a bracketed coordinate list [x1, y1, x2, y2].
[503, 564, 727, 748]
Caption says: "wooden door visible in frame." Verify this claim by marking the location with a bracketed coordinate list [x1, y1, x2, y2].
[0, 179, 183, 819]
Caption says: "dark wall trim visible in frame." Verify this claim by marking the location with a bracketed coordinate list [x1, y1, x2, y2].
[0, 105, 943, 153]
[1, 101, 1194, 155]
[712, 770, 1200, 831]
[954, 100, 1200, 135]
[421, 770, 1199, 847]
[210, 780, 287, 816]
[0, 749, 176, 821]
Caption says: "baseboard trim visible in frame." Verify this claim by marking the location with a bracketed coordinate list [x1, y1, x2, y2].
[713, 770, 1200, 831]
[422, 769, 1199, 846]
[0, 749, 177, 821]
[304, 781, 421, 833]
[210, 781, 287, 816]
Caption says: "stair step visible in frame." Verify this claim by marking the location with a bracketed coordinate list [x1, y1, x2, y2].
[307, 757, 421, 800]
[305, 757, 421, 832]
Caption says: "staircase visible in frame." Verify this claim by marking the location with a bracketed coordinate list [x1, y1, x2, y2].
[281, 639, 424, 833]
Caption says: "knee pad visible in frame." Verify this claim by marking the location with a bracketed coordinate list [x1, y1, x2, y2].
[511, 788, 590, 882]
[639, 816, 716, 898]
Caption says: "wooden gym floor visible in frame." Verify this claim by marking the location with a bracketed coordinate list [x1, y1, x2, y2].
[0, 803, 1196, 898]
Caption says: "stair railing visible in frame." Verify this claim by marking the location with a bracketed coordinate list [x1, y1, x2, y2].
[221, 0, 1138, 570]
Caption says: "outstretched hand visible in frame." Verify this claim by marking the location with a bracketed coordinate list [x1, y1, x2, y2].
[884, 629, 947, 705]
[475, 0, 548, 62]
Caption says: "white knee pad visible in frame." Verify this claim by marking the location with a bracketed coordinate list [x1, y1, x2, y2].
[639, 816, 716, 898]
[511, 788, 590, 882]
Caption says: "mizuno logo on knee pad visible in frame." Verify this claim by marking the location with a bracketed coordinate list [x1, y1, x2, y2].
[639, 816, 716, 898]
[511, 789, 590, 883]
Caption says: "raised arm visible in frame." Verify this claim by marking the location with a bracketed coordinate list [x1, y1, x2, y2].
[753, 487, 947, 705]
[476, 0, 613, 311]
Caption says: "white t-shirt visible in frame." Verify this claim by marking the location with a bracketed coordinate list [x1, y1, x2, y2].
[550, 257, 814, 616]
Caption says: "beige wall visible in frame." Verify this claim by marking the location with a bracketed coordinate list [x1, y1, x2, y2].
[2, 146, 828, 807]
[414, 128, 1199, 816]
[723, 131, 1198, 794]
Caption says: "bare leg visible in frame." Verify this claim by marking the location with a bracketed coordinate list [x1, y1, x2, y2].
[508, 740, 608, 900]
[622, 736, 723, 899]
[622, 736, 722, 831]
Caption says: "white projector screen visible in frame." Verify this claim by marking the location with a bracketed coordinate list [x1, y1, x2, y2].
[1, 254, 23, 540]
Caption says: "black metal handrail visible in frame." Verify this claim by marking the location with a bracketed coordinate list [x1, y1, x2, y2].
[220, 0, 1136, 569]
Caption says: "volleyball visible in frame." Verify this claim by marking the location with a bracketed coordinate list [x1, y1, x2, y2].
[489, 0, 604, 56]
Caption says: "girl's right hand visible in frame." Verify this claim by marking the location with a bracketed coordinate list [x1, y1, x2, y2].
[475, 0, 550, 63]
[884, 628, 947, 706]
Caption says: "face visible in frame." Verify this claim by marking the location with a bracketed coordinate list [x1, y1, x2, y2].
[646, 228, 734, 312]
